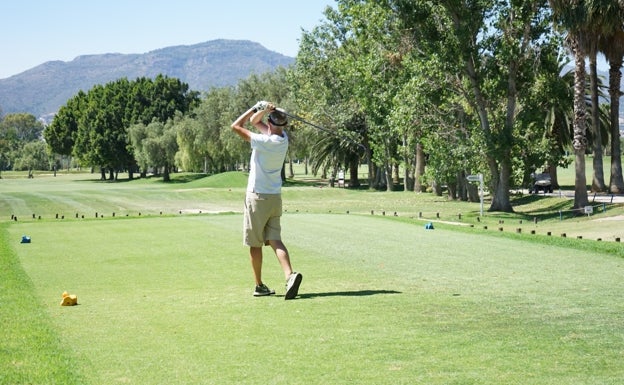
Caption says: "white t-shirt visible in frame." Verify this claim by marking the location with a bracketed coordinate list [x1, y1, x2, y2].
[247, 131, 288, 194]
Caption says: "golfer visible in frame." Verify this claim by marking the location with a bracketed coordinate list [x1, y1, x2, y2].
[231, 101, 303, 299]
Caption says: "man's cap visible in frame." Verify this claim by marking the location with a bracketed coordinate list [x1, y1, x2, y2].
[268, 108, 288, 126]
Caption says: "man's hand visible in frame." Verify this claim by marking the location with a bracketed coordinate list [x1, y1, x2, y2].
[253, 101, 269, 111]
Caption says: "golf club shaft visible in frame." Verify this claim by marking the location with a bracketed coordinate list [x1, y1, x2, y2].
[280, 110, 366, 151]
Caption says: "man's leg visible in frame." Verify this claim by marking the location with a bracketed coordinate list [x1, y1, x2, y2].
[250, 246, 275, 296]
[269, 240, 302, 300]
[268, 240, 292, 279]
[250, 246, 263, 285]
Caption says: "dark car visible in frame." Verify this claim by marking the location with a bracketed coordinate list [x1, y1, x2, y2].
[529, 172, 553, 194]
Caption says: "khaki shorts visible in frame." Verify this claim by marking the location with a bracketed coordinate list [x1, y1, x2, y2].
[243, 192, 282, 247]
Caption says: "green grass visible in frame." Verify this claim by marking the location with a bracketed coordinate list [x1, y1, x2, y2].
[0, 223, 86, 385]
[5, 214, 624, 384]
[1, 171, 624, 384]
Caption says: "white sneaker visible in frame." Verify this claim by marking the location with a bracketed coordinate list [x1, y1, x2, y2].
[285, 272, 303, 300]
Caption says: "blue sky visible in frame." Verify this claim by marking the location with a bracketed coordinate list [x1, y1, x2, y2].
[0, 1, 336, 79]
[1, 1, 611, 80]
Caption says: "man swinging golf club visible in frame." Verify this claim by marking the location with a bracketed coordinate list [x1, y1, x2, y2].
[231, 101, 303, 299]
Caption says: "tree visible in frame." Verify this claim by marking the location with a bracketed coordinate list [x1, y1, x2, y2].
[0, 113, 45, 176]
[548, 0, 594, 209]
[174, 70, 295, 176]
[45, 91, 86, 160]
[598, 3, 624, 193]
[519, 60, 576, 189]
[46, 76, 199, 180]
[13, 141, 49, 177]
[127, 121, 150, 177]
[337, 1, 408, 191]
[187, 86, 238, 173]
[602, 31, 624, 193]
[588, 47, 607, 192]
[393, 0, 557, 211]
[294, 3, 384, 189]
[129, 75, 200, 125]
[0, 113, 44, 142]
[583, 0, 615, 192]
[129, 119, 179, 181]
[72, 81, 133, 180]
[387, 51, 482, 198]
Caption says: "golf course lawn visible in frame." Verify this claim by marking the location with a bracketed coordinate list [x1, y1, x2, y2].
[4, 209, 624, 384]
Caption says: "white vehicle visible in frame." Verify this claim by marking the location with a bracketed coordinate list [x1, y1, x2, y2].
[529, 172, 553, 194]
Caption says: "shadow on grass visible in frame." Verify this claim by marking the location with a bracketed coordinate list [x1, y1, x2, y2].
[73, 173, 209, 184]
[163, 174, 208, 183]
[283, 179, 324, 187]
[510, 194, 577, 221]
[297, 289, 401, 299]
[511, 194, 562, 206]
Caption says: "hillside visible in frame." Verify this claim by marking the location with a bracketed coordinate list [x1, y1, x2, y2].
[2, 42, 623, 131]
[0, 39, 294, 119]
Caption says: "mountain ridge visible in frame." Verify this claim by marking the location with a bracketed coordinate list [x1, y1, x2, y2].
[3, 42, 623, 130]
[0, 39, 294, 119]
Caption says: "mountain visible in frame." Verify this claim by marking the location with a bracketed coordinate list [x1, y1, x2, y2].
[0, 40, 294, 120]
[3, 42, 623, 131]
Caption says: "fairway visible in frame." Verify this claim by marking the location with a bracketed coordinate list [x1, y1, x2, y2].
[5, 211, 624, 384]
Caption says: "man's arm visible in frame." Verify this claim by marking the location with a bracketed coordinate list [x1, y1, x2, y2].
[250, 103, 274, 135]
[231, 107, 256, 142]
[231, 103, 275, 141]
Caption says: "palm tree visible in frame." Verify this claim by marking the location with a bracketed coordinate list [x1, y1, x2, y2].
[587, 36, 607, 191]
[580, 0, 619, 192]
[542, 63, 575, 189]
[548, 0, 591, 209]
[599, 26, 624, 193]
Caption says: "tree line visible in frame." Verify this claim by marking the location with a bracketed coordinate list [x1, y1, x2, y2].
[2, 0, 624, 212]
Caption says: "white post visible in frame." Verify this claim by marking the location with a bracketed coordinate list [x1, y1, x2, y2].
[466, 173, 484, 217]
[478, 173, 484, 217]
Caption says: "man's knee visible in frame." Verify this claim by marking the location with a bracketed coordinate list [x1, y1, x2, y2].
[267, 239, 286, 250]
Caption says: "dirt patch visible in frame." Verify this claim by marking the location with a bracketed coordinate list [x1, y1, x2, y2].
[592, 215, 624, 222]
[178, 209, 230, 214]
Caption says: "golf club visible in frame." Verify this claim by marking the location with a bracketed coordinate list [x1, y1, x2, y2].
[278, 109, 367, 152]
